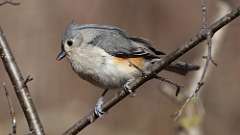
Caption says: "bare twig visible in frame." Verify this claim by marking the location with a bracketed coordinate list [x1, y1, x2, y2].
[175, 1, 232, 135]
[0, 0, 20, 6]
[0, 27, 45, 135]
[174, 0, 210, 120]
[2, 83, 16, 135]
[63, 7, 240, 135]
[24, 75, 34, 85]
[174, 0, 216, 121]
[154, 75, 182, 96]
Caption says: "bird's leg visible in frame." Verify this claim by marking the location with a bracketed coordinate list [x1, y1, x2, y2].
[154, 75, 183, 96]
[94, 88, 109, 117]
[123, 79, 136, 97]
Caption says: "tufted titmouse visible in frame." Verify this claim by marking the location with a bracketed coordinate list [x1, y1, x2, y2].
[57, 22, 199, 116]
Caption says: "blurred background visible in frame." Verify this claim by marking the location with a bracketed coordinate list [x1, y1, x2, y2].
[0, 0, 240, 134]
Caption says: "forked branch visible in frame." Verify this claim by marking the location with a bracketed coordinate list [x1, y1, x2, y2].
[0, 28, 45, 135]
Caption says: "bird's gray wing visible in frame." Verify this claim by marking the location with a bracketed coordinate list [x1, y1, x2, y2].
[129, 37, 165, 55]
[89, 32, 163, 59]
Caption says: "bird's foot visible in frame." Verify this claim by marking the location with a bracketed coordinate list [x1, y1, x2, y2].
[123, 81, 136, 97]
[94, 97, 105, 117]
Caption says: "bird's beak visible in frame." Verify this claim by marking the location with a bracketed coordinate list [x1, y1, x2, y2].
[56, 50, 66, 61]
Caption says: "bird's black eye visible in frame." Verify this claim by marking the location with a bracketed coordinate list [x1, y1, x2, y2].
[66, 40, 73, 46]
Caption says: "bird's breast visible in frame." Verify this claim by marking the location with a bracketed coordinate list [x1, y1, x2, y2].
[68, 47, 144, 89]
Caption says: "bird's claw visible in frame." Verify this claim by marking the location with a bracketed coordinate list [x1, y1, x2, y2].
[123, 82, 136, 97]
[94, 97, 105, 117]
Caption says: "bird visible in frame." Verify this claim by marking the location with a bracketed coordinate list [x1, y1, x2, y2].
[57, 22, 199, 116]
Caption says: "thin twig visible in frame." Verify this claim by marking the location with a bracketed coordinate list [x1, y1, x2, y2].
[174, 0, 217, 120]
[63, 7, 240, 135]
[24, 75, 34, 85]
[0, 0, 20, 6]
[154, 75, 182, 96]
[2, 83, 16, 135]
[0, 27, 45, 135]
[175, 1, 232, 134]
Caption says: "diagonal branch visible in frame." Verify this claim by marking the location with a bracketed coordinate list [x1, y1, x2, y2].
[63, 7, 240, 135]
[2, 83, 17, 135]
[0, 27, 45, 135]
[0, 0, 20, 6]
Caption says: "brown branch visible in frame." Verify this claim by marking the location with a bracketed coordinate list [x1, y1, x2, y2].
[0, 0, 20, 6]
[63, 7, 240, 135]
[174, 0, 214, 121]
[0, 27, 45, 135]
[2, 83, 16, 135]
[175, 1, 232, 135]
[154, 75, 182, 96]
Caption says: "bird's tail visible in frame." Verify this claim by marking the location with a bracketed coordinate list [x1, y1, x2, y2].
[165, 61, 200, 75]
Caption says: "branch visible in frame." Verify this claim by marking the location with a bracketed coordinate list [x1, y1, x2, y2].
[0, 27, 45, 135]
[174, 0, 214, 121]
[0, 0, 20, 6]
[2, 83, 17, 135]
[63, 7, 240, 135]
[175, 1, 232, 135]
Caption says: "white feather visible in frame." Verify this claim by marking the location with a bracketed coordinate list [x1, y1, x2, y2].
[67, 46, 139, 89]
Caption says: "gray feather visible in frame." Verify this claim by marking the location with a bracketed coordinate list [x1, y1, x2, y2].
[73, 24, 162, 58]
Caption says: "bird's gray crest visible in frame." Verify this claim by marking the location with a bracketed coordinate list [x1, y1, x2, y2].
[62, 21, 80, 41]
[76, 24, 128, 37]
[63, 22, 129, 40]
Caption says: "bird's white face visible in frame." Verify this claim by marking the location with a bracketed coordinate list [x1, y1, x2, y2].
[57, 32, 83, 61]
[64, 33, 83, 52]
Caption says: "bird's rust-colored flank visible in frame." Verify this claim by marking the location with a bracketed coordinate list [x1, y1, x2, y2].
[112, 57, 145, 70]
